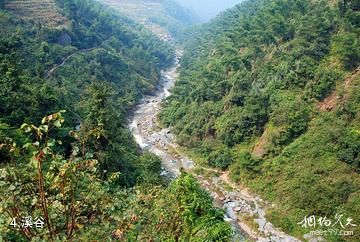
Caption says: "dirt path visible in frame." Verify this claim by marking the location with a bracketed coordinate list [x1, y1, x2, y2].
[317, 66, 360, 111]
[44, 47, 99, 78]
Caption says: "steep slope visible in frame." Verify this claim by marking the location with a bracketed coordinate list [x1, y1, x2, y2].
[0, 0, 233, 240]
[160, 0, 360, 241]
[0, 0, 174, 177]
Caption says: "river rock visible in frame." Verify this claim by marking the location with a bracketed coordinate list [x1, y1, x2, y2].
[225, 206, 237, 220]
[226, 191, 240, 200]
[258, 208, 266, 217]
[226, 201, 236, 208]
[264, 222, 274, 232]
[233, 206, 242, 212]
[303, 233, 325, 242]
[270, 235, 281, 242]
[257, 237, 270, 242]
[255, 218, 266, 231]
[223, 199, 230, 204]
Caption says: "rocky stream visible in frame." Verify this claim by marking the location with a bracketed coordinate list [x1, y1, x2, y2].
[128, 52, 303, 242]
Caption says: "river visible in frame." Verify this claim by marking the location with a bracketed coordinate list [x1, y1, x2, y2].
[128, 51, 302, 242]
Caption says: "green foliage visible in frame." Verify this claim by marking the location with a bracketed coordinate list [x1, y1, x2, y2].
[215, 96, 268, 146]
[337, 129, 360, 171]
[331, 32, 360, 70]
[0, 112, 120, 240]
[135, 152, 163, 185]
[306, 66, 344, 100]
[266, 210, 295, 234]
[208, 147, 233, 170]
[109, 173, 232, 241]
[0, 0, 175, 185]
[153, 172, 233, 241]
[242, 112, 360, 240]
[56, 0, 174, 67]
[0, 113, 231, 241]
[0, 2, 233, 240]
[160, 0, 349, 153]
[160, 0, 360, 241]
[269, 92, 310, 147]
[229, 152, 262, 182]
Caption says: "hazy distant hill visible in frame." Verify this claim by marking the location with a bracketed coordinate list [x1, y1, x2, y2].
[177, 0, 243, 22]
[100, 0, 198, 39]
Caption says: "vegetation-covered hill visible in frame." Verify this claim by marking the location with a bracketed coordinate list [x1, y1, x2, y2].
[100, 0, 198, 39]
[0, 0, 231, 240]
[1, 0, 174, 179]
[160, 0, 360, 241]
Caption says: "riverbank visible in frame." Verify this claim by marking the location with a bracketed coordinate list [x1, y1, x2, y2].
[128, 51, 302, 242]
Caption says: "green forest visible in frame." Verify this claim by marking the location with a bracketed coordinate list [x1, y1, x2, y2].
[0, 0, 232, 241]
[1, 0, 360, 241]
[160, 0, 360, 241]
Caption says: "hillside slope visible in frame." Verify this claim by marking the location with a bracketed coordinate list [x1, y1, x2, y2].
[160, 0, 360, 241]
[0, 0, 233, 240]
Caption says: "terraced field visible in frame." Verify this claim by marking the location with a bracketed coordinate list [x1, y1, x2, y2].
[3, 0, 68, 28]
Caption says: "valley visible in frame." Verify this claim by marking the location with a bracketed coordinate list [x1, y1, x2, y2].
[129, 49, 302, 241]
[0, 0, 359, 241]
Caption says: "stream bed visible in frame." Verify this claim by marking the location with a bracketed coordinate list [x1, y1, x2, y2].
[128, 52, 302, 242]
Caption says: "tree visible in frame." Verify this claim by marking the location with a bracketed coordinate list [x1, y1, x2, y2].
[0, 112, 121, 240]
[208, 147, 233, 170]
[337, 129, 360, 171]
[332, 33, 360, 70]
[156, 172, 233, 241]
